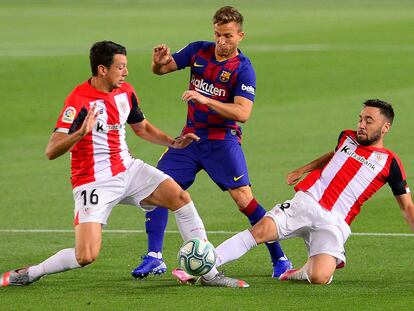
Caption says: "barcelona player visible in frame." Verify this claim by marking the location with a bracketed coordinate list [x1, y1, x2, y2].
[213, 100, 414, 284]
[131, 6, 291, 282]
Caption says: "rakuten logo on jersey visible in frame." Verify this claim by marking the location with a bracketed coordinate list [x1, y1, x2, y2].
[191, 75, 226, 97]
[241, 84, 255, 95]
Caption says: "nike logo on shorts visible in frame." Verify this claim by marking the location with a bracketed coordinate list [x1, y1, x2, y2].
[194, 62, 204, 67]
[233, 175, 244, 181]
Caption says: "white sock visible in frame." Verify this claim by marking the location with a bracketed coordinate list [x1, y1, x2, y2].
[28, 248, 81, 281]
[287, 269, 308, 281]
[147, 251, 162, 259]
[173, 201, 207, 241]
[173, 201, 219, 278]
[215, 229, 257, 267]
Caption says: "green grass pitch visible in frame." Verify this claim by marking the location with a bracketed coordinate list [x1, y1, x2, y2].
[1, 1, 414, 310]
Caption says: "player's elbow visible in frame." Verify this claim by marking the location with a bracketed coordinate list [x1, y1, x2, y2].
[236, 113, 250, 123]
[45, 147, 57, 160]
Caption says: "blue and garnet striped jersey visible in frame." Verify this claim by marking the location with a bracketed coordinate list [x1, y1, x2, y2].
[172, 41, 256, 142]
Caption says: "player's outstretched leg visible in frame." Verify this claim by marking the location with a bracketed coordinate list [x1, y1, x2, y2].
[0, 248, 82, 287]
[239, 198, 292, 277]
[141, 178, 249, 288]
[1, 223, 102, 287]
[131, 207, 168, 279]
[172, 202, 249, 288]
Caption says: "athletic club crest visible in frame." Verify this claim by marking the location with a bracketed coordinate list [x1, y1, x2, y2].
[375, 152, 384, 163]
[219, 70, 231, 82]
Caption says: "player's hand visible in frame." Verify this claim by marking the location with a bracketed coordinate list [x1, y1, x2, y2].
[182, 90, 209, 105]
[286, 169, 304, 186]
[153, 44, 172, 66]
[78, 104, 99, 137]
[171, 133, 200, 149]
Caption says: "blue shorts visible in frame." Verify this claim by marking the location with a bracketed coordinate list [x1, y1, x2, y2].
[157, 140, 250, 191]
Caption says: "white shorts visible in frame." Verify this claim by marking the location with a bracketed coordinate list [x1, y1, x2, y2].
[72, 159, 170, 225]
[265, 191, 351, 265]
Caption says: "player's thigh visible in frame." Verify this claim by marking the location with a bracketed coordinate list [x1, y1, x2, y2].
[265, 194, 312, 241]
[307, 254, 337, 284]
[157, 144, 201, 190]
[123, 160, 171, 207]
[201, 140, 250, 191]
[141, 178, 190, 210]
[307, 224, 348, 272]
[73, 177, 125, 226]
[75, 222, 102, 265]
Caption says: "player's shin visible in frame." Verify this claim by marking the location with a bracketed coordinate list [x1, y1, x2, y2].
[173, 201, 207, 240]
[173, 201, 220, 279]
[27, 248, 81, 281]
[214, 229, 257, 267]
[146, 207, 168, 256]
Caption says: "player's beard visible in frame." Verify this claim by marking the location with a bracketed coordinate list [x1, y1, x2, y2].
[356, 128, 382, 146]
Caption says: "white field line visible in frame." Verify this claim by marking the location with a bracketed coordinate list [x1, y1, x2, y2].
[2, 44, 414, 57]
[0, 229, 412, 237]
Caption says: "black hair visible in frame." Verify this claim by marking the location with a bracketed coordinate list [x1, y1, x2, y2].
[89, 41, 127, 76]
[363, 99, 394, 124]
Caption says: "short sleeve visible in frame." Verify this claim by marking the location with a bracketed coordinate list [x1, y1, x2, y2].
[388, 157, 410, 196]
[172, 41, 204, 70]
[234, 63, 256, 102]
[54, 94, 87, 134]
[127, 91, 145, 124]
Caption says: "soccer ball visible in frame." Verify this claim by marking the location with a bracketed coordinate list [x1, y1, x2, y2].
[177, 238, 216, 276]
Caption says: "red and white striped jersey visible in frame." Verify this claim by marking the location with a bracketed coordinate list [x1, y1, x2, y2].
[54, 79, 145, 188]
[295, 130, 410, 225]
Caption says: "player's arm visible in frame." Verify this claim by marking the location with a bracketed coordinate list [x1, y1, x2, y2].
[182, 91, 252, 123]
[181, 61, 256, 122]
[286, 151, 334, 186]
[152, 44, 178, 75]
[130, 120, 199, 149]
[395, 194, 414, 231]
[45, 106, 98, 160]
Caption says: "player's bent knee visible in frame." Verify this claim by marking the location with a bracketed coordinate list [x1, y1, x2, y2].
[250, 218, 277, 244]
[229, 187, 252, 209]
[308, 272, 333, 285]
[178, 190, 191, 204]
[76, 251, 99, 267]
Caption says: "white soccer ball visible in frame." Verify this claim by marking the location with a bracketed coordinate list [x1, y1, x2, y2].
[177, 238, 216, 276]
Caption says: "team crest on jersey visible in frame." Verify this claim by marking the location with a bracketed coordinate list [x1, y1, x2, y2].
[219, 70, 232, 82]
[375, 153, 384, 163]
[62, 107, 76, 124]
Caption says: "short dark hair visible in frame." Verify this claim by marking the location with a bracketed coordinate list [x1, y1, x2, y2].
[213, 6, 243, 30]
[89, 41, 127, 76]
[363, 99, 394, 124]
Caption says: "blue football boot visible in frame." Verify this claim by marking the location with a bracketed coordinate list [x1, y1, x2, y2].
[272, 258, 293, 278]
[131, 255, 167, 279]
